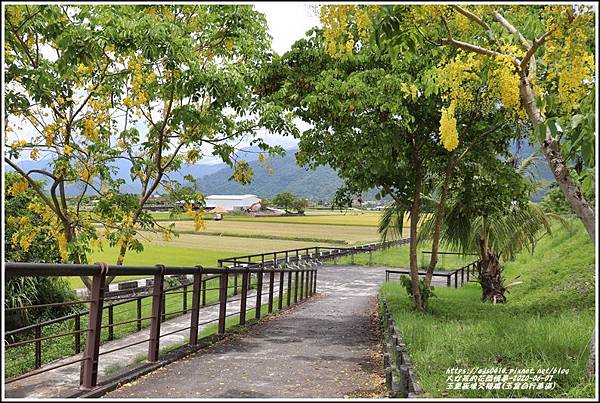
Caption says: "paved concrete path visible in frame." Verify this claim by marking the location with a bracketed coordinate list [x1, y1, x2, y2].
[107, 265, 390, 398]
[5, 279, 277, 398]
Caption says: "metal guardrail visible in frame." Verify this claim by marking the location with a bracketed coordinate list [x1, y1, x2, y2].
[385, 260, 481, 288]
[4, 262, 317, 390]
[4, 237, 410, 391]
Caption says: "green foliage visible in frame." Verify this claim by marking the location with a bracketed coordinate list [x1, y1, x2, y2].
[272, 192, 308, 214]
[4, 173, 79, 331]
[399, 275, 436, 308]
[4, 4, 293, 267]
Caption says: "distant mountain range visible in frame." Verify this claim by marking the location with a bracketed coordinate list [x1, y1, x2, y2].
[197, 149, 349, 201]
[5, 141, 555, 202]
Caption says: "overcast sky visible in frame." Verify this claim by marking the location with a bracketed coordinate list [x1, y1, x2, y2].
[247, 3, 321, 153]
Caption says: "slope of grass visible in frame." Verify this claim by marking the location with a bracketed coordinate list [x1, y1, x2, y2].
[381, 222, 595, 398]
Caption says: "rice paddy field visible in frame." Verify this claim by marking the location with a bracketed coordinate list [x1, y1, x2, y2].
[82, 211, 392, 289]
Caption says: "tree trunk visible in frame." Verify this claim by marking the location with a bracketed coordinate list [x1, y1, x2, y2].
[425, 158, 453, 287]
[519, 73, 595, 243]
[478, 246, 506, 303]
[408, 144, 424, 311]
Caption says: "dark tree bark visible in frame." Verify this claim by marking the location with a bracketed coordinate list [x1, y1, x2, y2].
[478, 248, 506, 303]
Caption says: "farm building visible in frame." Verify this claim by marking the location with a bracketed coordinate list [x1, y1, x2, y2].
[205, 194, 261, 211]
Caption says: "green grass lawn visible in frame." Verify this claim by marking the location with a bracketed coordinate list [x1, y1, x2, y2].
[62, 245, 246, 289]
[380, 222, 595, 398]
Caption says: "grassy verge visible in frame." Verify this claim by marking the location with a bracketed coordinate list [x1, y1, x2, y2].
[380, 222, 595, 398]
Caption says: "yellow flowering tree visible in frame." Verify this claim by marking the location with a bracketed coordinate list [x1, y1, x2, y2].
[4, 5, 292, 287]
[258, 23, 523, 311]
[322, 4, 596, 242]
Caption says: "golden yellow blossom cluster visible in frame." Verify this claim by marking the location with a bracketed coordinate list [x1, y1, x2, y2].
[542, 6, 595, 113]
[439, 100, 459, 152]
[490, 50, 522, 112]
[320, 5, 376, 57]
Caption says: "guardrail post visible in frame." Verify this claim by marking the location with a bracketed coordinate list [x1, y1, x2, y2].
[137, 297, 142, 331]
[294, 269, 299, 303]
[240, 269, 249, 325]
[81, 264, 107, 389]
[299, 268, 304, 301]
[189, 269, 203, 345]
[35, 325, 42, 369]
[461, 268, 465, 286]
[75, 314, 81, 354]
[182, 284, 188, 314]
[201, 277, 207, 306]
[305, 268, 310, 298]
[278, 267, 284, 310]
[107, 304, 114, 341]
[454, 272, 458, 288]
[255, 268, 263, 320]
[268, 268, 275, 313]
[148, 266, 165, 362]
[313, 269, 317, 294]
[287, 269, 292, 306]
[161, 284, 167, 323]
[446, 275, 451, 287]
[218, 270, 229, 335]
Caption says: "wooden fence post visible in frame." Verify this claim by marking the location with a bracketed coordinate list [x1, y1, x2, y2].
[81, 264, 107, 389]
[147, 266, 165, 362]
[189, 270, 203, 345]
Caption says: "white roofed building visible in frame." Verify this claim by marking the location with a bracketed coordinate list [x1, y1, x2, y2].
[205, 194, 260, 211]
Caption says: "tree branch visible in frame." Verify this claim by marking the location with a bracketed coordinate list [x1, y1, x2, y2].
[5, 157, 58, 215]
[441, 37, 520, 67]
[492, 12, 530, 50]
[520, 31, 553, 72]
[452, 5, 491, 32]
